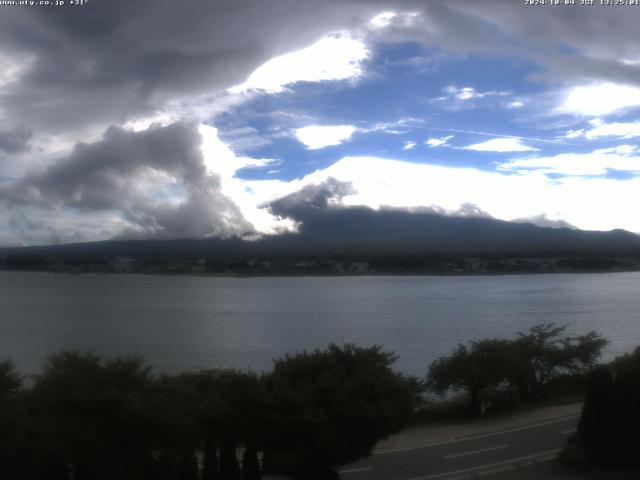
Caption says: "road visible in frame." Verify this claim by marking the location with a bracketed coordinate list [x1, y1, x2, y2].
[339, 414, 579, 480]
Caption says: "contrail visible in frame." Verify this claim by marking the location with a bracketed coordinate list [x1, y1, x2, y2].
[428, 128, 577, 146]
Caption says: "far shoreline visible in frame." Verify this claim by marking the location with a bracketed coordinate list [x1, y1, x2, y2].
[2, 266, 640, 279]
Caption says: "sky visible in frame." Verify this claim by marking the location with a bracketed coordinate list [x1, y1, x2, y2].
[2, 0, 640, 245]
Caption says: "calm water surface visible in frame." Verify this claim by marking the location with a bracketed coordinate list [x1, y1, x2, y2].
[1, 271, 639, 376]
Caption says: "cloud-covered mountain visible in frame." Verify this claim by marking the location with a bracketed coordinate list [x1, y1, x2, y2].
[3, 179, 640, 263]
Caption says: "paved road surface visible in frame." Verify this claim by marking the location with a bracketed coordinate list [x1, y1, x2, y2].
[339, 414, 579, 480]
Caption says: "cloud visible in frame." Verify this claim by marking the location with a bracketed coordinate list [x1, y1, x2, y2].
[263, 179, 507, 253]
[511, 214, 576, 230]
[0, 127, 31, 153]
[0, 122, 253, 239]
[359, 117, 424, 135]
[268, 177, 356, 221]
[369, 11, 402, 29]
[294, 125, 357, 149]
[229, 34, 368, 94]
[2, 0, 640, 140]
[430, 128, 571, 147]
[565, 129, 585, 139]
[498, 146, 640, 176]
[0, 0, 392, 136]
[584, 120, 640, 139]
[196, 124, 295, 234]
[218, 126, 275, 153]
[442, 86, 509, 101]
[433, 86, 511, 110]
[403, 141, 417, 150]
[463, 137, 539, 152]
[5, 0, 640, 245]
[425, 135, 453, 148]
[558, 83, 640, 117]
[2, 209, 121, 247]
[425, 1, 640, 86]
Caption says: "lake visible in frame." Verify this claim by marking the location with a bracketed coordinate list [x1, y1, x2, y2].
[1, 271, 639, 377]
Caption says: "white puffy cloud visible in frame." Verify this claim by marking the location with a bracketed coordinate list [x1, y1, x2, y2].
[425, 135, 453, 148]
[584, 120, 640, 139]
[463, 137, 539, 152]
[498, 146, 640, 176]
[558, 83, 640, 117]
[229, 34, 368, 94]
[197, 124, 291, 233]
[403, 141, 417, 150]
[294, 124, 357, 149]
[565, 129, 585, 139]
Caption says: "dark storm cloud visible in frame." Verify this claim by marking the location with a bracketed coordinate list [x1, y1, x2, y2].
[376, 0, 640, 86]
[1, 0, 638, 135]
[7, 212, 67, 246]
[268, 178, 356, 220]
[454, 0, 640, 62]
[0, 0, 417, 133]
[0, 127, 31, 153]
[0, 122, 252, 239]
[452, 0, 640, 85]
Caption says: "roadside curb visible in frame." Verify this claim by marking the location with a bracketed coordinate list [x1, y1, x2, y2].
[373, 403, 583, 453]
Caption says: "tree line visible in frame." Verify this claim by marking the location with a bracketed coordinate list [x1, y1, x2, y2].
[426, 323, 607, 415]
[0, 324, 611, 479]
[0, 345, 418, 480]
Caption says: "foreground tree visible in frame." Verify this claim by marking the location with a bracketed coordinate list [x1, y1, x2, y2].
[241, 444, 261, 480]
[0, 360, 21, 402]
[261, 344, 418, 479]
[0, 361, 24, 476]
[427, 339, 513, 415]
[26, 352, 159, 479]
[572, 346, 640, 467]
[513, 324, 607, 396]
[219, 432, 241, 480]
[202, 435, 219, 480]
[427, 324, 608, 415]
[187, 370, 265, 480]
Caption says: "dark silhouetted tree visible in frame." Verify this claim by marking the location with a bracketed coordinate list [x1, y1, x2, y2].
[261, 344, 418, 478]
[428, 339, 513, 415]
[202, 435, 219, 480]
[514, 323, 607, 396]
[0, 361, 25, 478]
[179, 449, 199, 480]
[574, 347, 640, 467]
[219, 432, 241, 480]
[27, 352, 159, 479]
[242, 444, 261, 480]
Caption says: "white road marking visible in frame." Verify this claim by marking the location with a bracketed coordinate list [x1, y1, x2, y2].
[561, 428, 577, 434]
[406, 448, 562, 480]
[443, 444, 508, 459]
[375, 415, 579, 455]
[339, 467, 373, 474]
